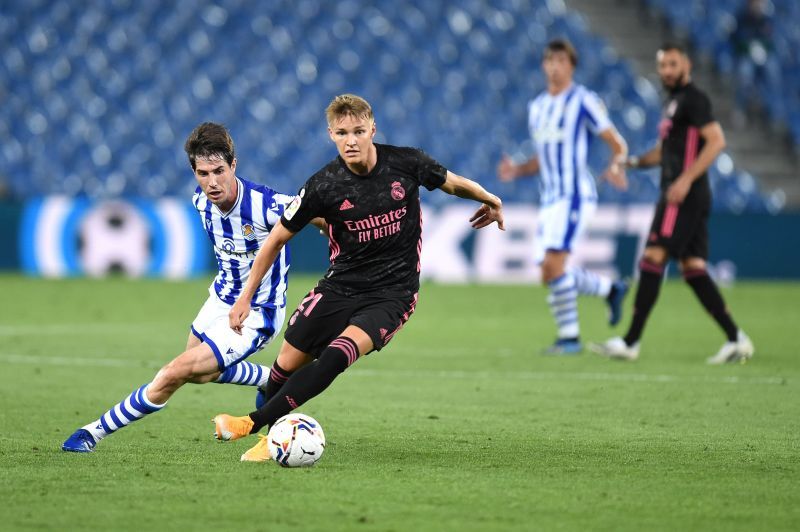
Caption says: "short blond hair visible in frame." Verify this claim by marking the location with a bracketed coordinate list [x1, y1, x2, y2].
[325, 94, 374, 127]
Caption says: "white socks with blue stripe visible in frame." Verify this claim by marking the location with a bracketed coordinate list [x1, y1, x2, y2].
[214, 361, 270, 387]
[570, 267, 612, 298]
[83, 383, 166, 442]
[548, 273, 579, 339]
[80, 362, 270, 443]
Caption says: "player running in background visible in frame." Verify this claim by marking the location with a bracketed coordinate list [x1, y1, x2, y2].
[497, 39, 630, 355]
[212, 94, 505, 461]
[590, 43, 754, 364]
[62, 122, 310, 452]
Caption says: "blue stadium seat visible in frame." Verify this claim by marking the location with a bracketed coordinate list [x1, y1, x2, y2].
[0, 0, 778, 210]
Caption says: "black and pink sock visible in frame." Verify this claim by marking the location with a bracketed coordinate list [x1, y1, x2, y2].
[623, 258, 665, 346]
[683, 268, 738, 341]
[248, 337, 360, 432]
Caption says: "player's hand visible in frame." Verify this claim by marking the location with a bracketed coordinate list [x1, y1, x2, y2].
[469, 201, 505, 231]
[496, 155, 517, 182]
[603, 161, 628, 190]
[228, 299, 250, 335]
[666, 175, 692, 204]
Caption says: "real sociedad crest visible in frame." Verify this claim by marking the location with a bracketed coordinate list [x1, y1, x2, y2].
[242, 223, 256, 241]
[391, 181, 405, 201]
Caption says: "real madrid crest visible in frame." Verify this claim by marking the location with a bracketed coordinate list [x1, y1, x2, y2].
[391, 181, 405, 201]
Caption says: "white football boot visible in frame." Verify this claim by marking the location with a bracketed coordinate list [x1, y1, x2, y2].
[589, 337, 640, 361]
[707, 330, 754, 365]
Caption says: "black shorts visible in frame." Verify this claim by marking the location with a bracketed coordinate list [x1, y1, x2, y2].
[283, 286, 418, 358]
[646, 198, 709, 259]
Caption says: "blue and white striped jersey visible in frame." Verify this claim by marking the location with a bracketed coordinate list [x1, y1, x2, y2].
[527, 83, 613, 205]
[192, 177, 293, 309]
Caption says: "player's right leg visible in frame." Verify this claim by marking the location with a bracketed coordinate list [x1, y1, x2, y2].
[541, 250, 583, 354]
[62, 343, 221, 453]
[536, 200, 580, 354]
[590, 245, 667, 361]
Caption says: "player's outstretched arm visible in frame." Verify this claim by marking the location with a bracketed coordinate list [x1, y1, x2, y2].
[598, 127, 629, 190]
[439, 171, 505, 230]
[497, 154, 540, 182]
[229, 221, 296, 333]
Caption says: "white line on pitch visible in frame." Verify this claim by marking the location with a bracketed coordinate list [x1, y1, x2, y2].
[347, 368, 788, 386]
[0, 323, 178, 336]
[0, 353, 160, 368]
[0, 353, 788, 386]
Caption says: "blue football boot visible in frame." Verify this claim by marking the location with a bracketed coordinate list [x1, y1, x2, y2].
[62, 428, 97, 453]
[606, 280, 629, 327]
[542, 338, 583, 355]
[255, 384, 267, 409]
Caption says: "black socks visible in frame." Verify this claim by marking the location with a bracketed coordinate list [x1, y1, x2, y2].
[683, 269, 738, 341]
[623, 259, 665, 346]
[248, 337, 360, 432]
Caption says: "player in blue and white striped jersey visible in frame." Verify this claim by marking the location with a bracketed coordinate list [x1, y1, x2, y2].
[63, 122, 310, 453]
[498, 39, 630, 354]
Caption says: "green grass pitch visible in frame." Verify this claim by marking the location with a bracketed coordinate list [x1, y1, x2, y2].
[0, 274, 798, 531]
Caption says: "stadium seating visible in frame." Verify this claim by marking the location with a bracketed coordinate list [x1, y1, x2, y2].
[644, 0, 800, 148]
[0, 0, 779, 211]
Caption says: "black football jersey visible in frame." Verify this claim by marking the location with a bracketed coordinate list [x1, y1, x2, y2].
[281, 144, 447, 296]
[658, 82, 714, 201]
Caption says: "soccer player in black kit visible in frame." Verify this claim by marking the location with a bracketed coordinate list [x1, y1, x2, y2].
[591, 43, 754, 364]
[212, 94, 505, 460]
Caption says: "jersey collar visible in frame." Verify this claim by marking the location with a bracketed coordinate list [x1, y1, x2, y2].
[338, 143, 384, 179]
[213, 176, 244, 218]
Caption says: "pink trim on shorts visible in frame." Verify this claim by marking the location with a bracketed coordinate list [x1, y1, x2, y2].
[384, 292, 419, 344]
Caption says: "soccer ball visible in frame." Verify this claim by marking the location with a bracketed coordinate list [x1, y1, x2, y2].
[267, 413, 326, 467]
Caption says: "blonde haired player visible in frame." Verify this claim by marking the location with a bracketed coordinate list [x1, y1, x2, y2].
[213, 94, 505, 461]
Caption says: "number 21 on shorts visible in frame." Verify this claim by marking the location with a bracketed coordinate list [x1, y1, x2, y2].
[289, 291, 323, 325]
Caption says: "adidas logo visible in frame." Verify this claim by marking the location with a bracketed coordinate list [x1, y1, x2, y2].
[339, 199, 354, 211]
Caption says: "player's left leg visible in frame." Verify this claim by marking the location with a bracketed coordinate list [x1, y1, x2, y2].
[680, 257, 754, 364]
[214, 291, 416, 447]
[565, 200, 628, 325]
[255, 342, 314, 409]
[676, 211, 754, 363]
[62, 342, 221, 453]
[214, 326, 373, 442]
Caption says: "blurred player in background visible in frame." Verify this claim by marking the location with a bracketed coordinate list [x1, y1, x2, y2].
[212, 94, 505, 461]
[62, 122, 312, 452]
[497, 39, 630, 355]
[590, 43, 754, 364]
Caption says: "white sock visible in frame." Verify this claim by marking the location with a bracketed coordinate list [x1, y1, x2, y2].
[83, 383, 166, 441]
[570, 267, 612, 298]
[548, 273, 579, 338]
